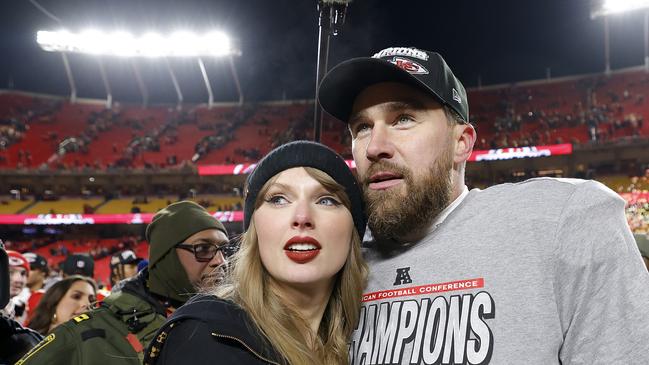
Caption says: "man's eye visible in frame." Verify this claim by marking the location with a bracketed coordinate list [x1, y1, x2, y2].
[352, 123, 371, 136]
[395, 114, 415, 125]
[317, 196, 341, 206]
[194, 243, 218, 253]
[195, 244, 212, 254]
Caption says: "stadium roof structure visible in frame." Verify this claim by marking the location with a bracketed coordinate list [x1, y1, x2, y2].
[35, 29, 242, 110]
[591, 0, 649, 73]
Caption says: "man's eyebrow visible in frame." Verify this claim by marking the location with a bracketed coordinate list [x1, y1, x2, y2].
[349, 99, 429, 125]
[192, 238, 228, 245]
[385, 99, 428, 112]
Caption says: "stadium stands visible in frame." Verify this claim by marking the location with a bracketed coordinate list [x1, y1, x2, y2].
[3, 68, 646, 171]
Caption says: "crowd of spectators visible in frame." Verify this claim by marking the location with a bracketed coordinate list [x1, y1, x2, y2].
[0, 97, 62, 167]
[192, 106, 256, 162]
[471, 74, 647, 150]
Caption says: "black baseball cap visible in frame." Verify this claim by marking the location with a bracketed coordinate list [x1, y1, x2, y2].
[110, 250, 142, 269]
[62, 254, 95, 278]
[23, 252, 49, 273]
[318, 47, 468, 123]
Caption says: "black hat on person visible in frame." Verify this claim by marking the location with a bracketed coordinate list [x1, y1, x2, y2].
[110, 249, 142, 269]
[318, 46, 468, 123]
[23, 252, 49, 273]
[244, 140, 366, 239]
[61, 254, 94, 278]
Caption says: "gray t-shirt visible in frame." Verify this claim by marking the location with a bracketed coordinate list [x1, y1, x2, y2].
[350, 178, 649, 364]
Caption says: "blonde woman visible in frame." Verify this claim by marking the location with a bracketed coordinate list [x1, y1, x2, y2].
[145, 141, 368, 364]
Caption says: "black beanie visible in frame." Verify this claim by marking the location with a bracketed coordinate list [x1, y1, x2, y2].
[244, 141, 366, 239]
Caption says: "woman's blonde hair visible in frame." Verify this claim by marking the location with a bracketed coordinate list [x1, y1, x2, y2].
[213, 167, 368, 364]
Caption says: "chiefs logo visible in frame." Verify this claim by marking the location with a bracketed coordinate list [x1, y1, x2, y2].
[389, 57, 429, 75]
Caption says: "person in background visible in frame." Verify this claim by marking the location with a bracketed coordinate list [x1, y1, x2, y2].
[22, 253, 49, 323]
[27, 275, 97, 335]
[61, 253, 94, 279]
[110, 249, 143, 286]
[145, 141, 368, 365]
[60, 253, 108, 301]
[1, 250, 31, 324]
[0, 242, 42, 364]
[16, 201, 229, 365]
[317, 46, 649, 364]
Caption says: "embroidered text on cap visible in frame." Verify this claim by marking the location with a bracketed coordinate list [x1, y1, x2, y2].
[372, 47, 429, 61]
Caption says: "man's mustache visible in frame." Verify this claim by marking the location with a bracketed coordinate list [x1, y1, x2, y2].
[363, 160, 412, 186]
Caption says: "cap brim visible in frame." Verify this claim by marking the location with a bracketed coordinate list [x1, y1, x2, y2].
[318, 57, 442, 123]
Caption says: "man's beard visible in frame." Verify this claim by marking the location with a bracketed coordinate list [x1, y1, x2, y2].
[362, 148, 453, 245]
[197, 264, 227, 291]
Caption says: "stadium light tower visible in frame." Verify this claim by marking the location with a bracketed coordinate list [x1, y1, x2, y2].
[591, 0, 649, 73]
[313, 0, 350, 142]
[36, 29, 242, 108]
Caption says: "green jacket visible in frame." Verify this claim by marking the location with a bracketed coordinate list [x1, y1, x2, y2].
[16, 271, 167, 365]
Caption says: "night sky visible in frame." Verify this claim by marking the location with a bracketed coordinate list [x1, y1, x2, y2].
[0, 0, 647, 104]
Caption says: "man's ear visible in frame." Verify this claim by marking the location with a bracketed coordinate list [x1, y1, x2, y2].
[453, 123, 476, 164]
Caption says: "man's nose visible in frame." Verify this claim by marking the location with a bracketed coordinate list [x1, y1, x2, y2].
[365, 125, 395, 162]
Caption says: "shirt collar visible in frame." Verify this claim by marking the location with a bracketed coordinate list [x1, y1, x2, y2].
[429, 185, 469, 233]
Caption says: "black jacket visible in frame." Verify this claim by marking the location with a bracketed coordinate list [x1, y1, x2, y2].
[0, 314, 43, 364]
[143, 295, 283, 365]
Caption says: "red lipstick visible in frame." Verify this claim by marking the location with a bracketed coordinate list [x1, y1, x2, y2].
[284, 236, 321, 264]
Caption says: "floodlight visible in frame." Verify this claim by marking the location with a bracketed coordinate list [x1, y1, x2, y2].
[79, 29, 106, 55]
[169, 31, 197, 57]
[204, 31, 231, 56]
[139, 32, 166, 57]
[108, 31, 137, 57]
[592, 0, 649, 17]
[36, 29, 238, 58]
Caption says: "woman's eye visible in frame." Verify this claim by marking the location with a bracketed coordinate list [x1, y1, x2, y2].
[317, 196, 341, 206]
[72, 294, 81, 300]
[266, 195, 289, 205]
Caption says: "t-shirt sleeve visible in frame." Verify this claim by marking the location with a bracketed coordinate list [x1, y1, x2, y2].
[553, 180, 649, 364]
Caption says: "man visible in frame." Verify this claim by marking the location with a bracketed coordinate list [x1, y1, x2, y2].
[16, 201, 229, 364]
[110, 249, 143, 286]
[318, 47, 649, 364]
[635, 233, 649, 270]
[0, 244, 43, 364]
[23, 253, 48, 293]
[61, 253, 95, 278]
[1, 251, 30, 323]
[22, 253, 49, 323]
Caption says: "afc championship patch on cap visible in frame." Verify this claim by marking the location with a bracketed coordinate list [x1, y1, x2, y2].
[318, 46, 468, 124]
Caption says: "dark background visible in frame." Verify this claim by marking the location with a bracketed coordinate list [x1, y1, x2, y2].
[0, 0, 646, 103]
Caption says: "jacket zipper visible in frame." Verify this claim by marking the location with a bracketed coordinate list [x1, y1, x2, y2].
[211, 332, 281, 365]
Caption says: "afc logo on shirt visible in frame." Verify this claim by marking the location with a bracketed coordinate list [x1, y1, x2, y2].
[394, 267, 413, 286]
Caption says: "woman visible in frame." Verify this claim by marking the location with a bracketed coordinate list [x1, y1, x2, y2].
[28, 275, 97, 335]
[145, 141, 368, 364]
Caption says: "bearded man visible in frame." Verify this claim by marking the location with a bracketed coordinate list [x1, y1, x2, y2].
[318, 46, 649, 364]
